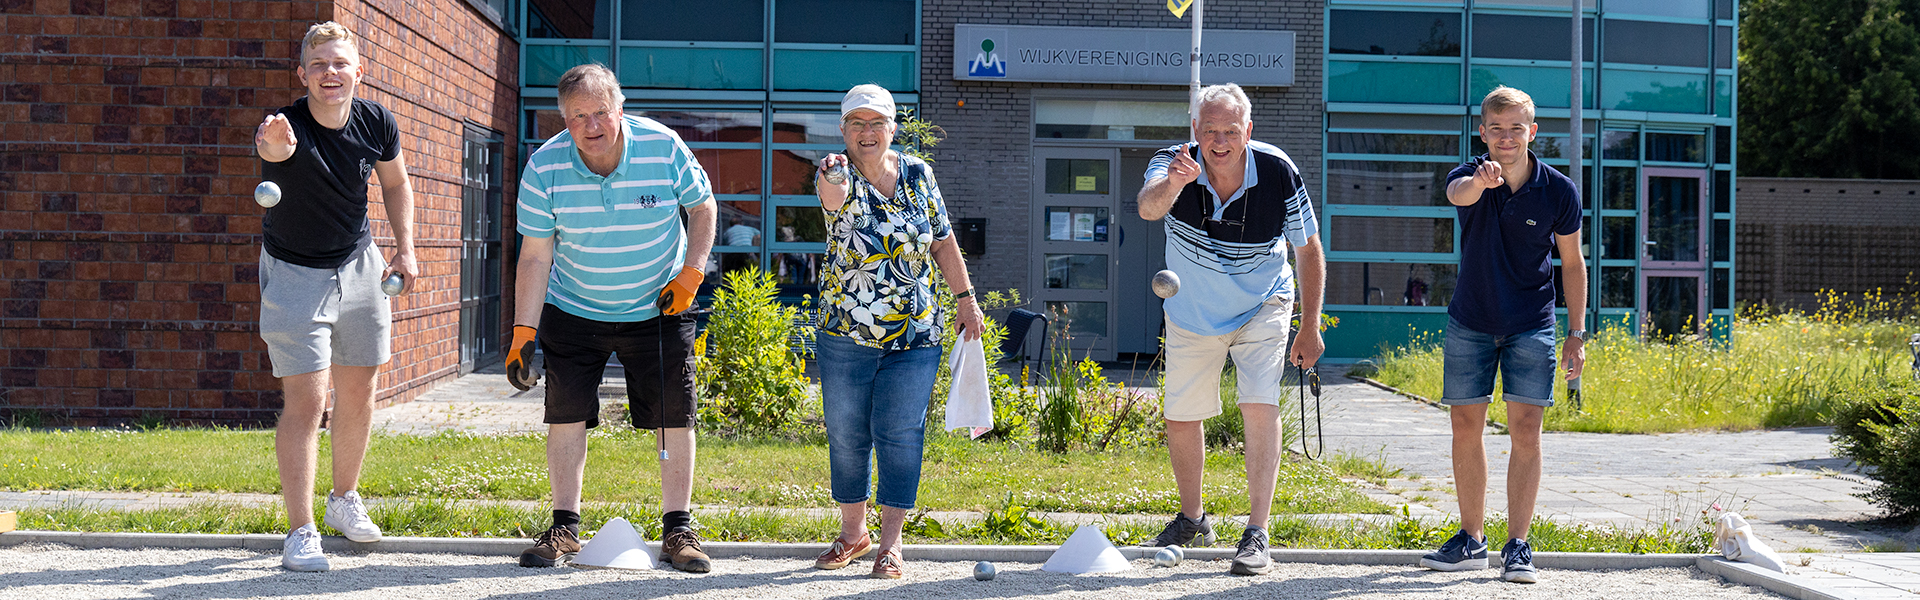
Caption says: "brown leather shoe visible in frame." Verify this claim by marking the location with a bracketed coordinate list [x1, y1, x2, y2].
[518, 525, 580, 568]
[661, 526, 713, 573]
[814, 533, 874, 570]
[869, 546, 903, 579]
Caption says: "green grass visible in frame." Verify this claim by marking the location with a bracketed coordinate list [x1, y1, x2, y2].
[0, 427, 1389, 518]
[11, 500, 1714, 553]
[1374, 302, 1920, 434]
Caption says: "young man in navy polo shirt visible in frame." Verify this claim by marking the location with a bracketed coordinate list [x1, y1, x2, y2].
[1419, 86, 1587, 583]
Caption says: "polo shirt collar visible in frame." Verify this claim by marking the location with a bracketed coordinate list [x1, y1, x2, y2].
[1195, 143, 1259, 209]
[571, 116, 634, 179]
[1520, 149, 1548, 191]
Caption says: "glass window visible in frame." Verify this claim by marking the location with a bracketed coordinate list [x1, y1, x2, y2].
[1647, 132, 1706, 163]
[717, 200, 764, 247]
[704, 251, 762, 289]
[1034, 100, 1189, 141]
[1714, 126, 1731, 165]
[692, 149, 763, 195]
[1331, 216, 1454, 253]
[1470, 15, 1593, 61]
[1603, 216, 1636, 260]
[528, 0, 611, 38]
[1603, 20, 1709, 68]
[1044, 255, 1109, 290]
[1601, 266, 1635, 308]
[1603, 69, 1709, 113]
[772, 49, 916, 92]
[1328, 133, 1458, 156]
[623, 0, 762, 41]
[1646, 276, 1701, 339]
[772, 112, 844, 145]
[1326, 161, 1454, 207]
[776, 0, 915, 45]
[1328, 61, 1463, 104]
[773, 253, 822, 287]
[1712, 218, 1730, 262]
[1713, 170, 1730, 213]
[1330, 10, 1461, 56]
[526, 109, 566, 140]
[1714, 26, 1733, 69]
[525, 46, 612, 87]
[1646, 176, 1702, 262]
[1044, 160, 1110, 195]
[641, 111, 763, 143]
[617, 47, 763, 90]
[1602, 131, 1638, 160]
[774, 206, 828, 243]
[1043, 207, 1110, 242]
[1715, 75, 1733, 117]
[771, 149, 829, 196]
[1468, 64, 1594, 109]
[1522, 135, 1594, 160]
[1327, 262, 1457, 306]
[1713, 267, 1730, 310]
[1605, 0, 1711, 19]
[1328, 113, 1462, 131]
[1604, 167, 1636, 210]
[1046, 301, 1108, 340]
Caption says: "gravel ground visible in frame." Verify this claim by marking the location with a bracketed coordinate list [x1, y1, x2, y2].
[0, 544, 1785, 600]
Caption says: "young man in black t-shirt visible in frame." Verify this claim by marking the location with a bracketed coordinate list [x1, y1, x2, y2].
[253, 21, 418, 572]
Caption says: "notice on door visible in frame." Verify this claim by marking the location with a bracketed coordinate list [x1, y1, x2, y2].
[1074, 176, 1096, 192]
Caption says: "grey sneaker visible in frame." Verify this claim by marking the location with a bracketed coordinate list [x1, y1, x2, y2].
[1501, 538, 1539, 583]
[1142, 512, 1216, 547]
[1419, 529, 1489, 571]
[1229, 526, 1272, 575]
[281, 523, 331, 572]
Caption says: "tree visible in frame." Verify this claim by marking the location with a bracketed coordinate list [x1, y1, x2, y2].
[1740, 0, 1920, 179]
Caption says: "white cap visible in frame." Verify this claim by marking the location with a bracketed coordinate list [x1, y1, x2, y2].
[841, 84, 896, 120]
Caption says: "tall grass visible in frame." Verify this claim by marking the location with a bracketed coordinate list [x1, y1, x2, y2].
[1375, 291, 1920, 433]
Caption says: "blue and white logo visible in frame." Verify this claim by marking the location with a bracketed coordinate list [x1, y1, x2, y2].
[968, 37, 1006, 78]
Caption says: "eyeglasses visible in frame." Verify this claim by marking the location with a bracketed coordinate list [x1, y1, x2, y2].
[842, 119, 893, 133]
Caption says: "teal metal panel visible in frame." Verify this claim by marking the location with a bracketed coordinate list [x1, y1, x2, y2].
[1601, 68, 1710, 114]
[526, 45, 612, 87]
[1328, 61, 1461, 105]
[1324, 308, 1450, 361]
[1468, 64, 1593, 109]
[773, 49, 915, 92]
[617, 46, 764, 90]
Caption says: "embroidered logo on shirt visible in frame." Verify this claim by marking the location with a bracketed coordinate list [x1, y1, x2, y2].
[629, 194, 670, 209]
[1526, 219, 1537, 226]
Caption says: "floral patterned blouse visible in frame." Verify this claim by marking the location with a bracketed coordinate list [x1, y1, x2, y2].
[817, 153, 954, 350]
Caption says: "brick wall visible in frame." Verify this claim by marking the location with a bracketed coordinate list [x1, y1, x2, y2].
[0, 0, 517, 426]
[920, 0, 1325, 297]
[1735, 177, 1920, 311]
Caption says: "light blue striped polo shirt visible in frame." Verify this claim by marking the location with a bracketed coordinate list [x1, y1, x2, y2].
[517, 114, 714, 322]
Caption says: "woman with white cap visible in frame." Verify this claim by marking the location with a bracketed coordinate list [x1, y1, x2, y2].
[809, 84, 985, 579]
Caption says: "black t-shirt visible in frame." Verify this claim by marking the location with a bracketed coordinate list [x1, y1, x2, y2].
[260, 97, 401, 269]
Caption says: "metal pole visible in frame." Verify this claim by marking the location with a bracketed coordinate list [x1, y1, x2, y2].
[1571, 0, 1596, 330]
[1190, 0, 1203, 135]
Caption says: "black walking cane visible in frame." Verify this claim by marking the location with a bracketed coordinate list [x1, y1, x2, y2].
[1296, 367, 1324, 460]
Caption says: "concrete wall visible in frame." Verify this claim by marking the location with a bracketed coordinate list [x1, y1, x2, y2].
[0, 0, 518, 425]
[1735, 177, 1920, 311]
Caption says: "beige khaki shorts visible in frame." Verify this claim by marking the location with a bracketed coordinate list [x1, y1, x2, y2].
[1161, 296, 1294, 422]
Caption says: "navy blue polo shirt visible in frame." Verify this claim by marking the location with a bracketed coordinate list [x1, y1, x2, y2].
[1446, 151, 1583, 336]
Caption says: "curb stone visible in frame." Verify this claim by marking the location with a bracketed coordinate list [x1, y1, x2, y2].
[1695, 556, 1860, 600]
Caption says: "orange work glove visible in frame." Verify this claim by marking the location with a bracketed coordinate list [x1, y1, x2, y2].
[659, 265, 704, 315]
[505, 325, 539, 391]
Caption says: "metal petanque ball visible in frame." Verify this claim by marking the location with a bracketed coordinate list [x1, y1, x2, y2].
[824, 164, 849, 185]
[1154, 546, 1183, 567]
[1151, 269, 1181, 299]
[381, 274, 405, 296]
[973, 561, 996, 581]
[254, 181, 282, 208]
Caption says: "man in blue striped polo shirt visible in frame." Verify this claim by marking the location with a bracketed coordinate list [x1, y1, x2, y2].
[506, 63, 719, 573]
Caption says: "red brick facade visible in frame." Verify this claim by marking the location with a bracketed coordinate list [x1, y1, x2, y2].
[0, 0, 518, 425]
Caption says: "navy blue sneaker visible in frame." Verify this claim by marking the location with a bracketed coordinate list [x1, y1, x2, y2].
[1419, 529, 1488, 571]
[1501, 538, 1538, 583]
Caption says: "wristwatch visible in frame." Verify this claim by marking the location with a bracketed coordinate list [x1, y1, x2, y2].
[1569, 329, 1590, 342]
[954, 288, 974, 300]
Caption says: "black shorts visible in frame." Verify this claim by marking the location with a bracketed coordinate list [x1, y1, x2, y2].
[539, 304, 698, 430]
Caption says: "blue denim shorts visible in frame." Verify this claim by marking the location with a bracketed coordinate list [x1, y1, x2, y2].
[1441, 317, 1557, 407]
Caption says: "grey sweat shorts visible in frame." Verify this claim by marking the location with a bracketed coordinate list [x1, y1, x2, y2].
[258, 243, 392, 378]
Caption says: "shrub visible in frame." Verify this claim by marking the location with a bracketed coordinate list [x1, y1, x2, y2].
[695, 267, 814, 433]
[1833, 392, 1920, 517]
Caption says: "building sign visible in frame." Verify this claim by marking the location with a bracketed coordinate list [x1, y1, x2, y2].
[954, 24, 1294, 87]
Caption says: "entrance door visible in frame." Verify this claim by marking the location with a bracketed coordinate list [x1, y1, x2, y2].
[1033, 147, 1119, 362]
[1640, 168, 1708, 339]
[1113, 148, 1167, 356]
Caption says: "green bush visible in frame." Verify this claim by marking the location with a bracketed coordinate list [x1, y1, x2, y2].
[695, 267, 814, 433]
[1833, 392, 1920, 517]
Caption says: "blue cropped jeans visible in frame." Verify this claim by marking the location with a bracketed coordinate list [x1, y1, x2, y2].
[817, 332, 942, 510]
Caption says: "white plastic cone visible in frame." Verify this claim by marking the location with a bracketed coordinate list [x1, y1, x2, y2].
[1041, 524, 1131, 574]
[571, 517, 659, 570]
[1715, 513, 1785, 572]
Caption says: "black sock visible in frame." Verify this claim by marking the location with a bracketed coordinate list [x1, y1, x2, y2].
[663, 510, 693, 532]
[553, 510, 581, 532]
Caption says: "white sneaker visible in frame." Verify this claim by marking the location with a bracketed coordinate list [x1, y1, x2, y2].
[282, 523, 331, 572]
[324, 490, 383, 543]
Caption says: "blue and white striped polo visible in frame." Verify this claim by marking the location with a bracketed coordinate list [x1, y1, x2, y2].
[517, 114, 714, 322]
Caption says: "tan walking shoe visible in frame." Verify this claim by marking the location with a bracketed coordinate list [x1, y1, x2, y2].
[814, 533, 874, 570]
[869, 546, 903, 579]
[661, 526, 713, 573]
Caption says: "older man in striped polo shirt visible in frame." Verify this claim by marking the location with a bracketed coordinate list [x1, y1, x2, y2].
[506, 63, 719, 573]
